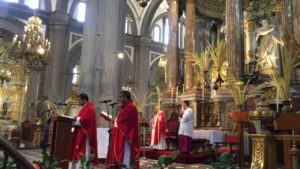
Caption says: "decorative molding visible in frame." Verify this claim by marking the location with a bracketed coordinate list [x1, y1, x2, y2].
[149, 51, 163, 68]
[124, 45, 134, 63]
[68, 32, 83, 51]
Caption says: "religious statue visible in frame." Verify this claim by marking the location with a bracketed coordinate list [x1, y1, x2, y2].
[65, 89, 81, 117]
[36, 96, 56, 125]
[158, 56, 167, 83]
[255, 19, 281, 74]
[2, 99, 10, 117]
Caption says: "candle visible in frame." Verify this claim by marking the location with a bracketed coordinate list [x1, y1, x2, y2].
[202, 84, 205, 100]
[171, 87, 174, 103]
[192, 32, 195, 52]
[276, 88, 279, 112]
[176, 86, 179, 103]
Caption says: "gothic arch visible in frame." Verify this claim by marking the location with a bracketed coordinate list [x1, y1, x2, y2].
[140, 0, 163, 36]
[126, 4, 138, 35]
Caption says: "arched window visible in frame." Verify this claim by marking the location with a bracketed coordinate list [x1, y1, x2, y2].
[153, 25, 161, 42]
[72, 65, 80, 85]
[24, 0, 45, 10]
[73, 2, 86, 22]
[125, 16, 133, 34]
[150, 16, 184, 48]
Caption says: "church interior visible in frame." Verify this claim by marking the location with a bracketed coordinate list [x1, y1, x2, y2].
[1, 0, 300, 168]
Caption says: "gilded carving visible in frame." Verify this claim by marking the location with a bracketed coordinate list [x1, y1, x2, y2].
[251, 137, 264, 169]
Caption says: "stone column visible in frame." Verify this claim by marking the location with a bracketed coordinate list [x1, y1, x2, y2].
[280, 0, 291, 36]
[225, 0, 244, 79]
[26, 68, 43, 122]
[184, 0, 196, 91]
[292, 0, 300, 42]
[133, 36, 152, 102]
[166, 0, 179, 91]
[43, 0, 69, 103]
[80, 0, 125, 103]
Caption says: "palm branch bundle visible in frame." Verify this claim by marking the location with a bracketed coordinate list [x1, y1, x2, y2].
[131, 90, 157, 113]
[207, 40, 226, 72]
[221, 77, 258, 110]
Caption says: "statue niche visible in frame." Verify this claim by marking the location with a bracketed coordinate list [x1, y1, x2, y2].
[255, 19, 281, 75]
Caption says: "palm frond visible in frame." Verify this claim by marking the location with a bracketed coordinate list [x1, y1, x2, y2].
[184, 51, 211, 71]
[131, 90, 158, 112]
[261, 37, 295, 101]
[207, 40, 226, 71]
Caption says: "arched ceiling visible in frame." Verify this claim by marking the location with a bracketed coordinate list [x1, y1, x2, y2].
[196, 0, 225, 19]
[186, 0, 225, 19]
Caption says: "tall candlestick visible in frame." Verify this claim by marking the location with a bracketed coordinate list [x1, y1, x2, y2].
[176, 86, 179, 103]
[171, 87, 174, 103]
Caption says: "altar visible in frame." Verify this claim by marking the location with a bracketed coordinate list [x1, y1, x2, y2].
[193, 129, 225, 144]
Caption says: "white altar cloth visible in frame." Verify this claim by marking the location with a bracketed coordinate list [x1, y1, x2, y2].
[193, 130, 224, 144]
[97, 128, 109, 158]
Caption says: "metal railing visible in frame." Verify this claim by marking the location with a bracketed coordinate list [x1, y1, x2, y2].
[0, 136, 34, 169]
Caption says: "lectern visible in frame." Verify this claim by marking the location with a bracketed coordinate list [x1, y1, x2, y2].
[51, 116, 74, 169]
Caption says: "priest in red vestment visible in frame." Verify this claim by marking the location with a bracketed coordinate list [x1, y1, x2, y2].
[150, 105, 167, 150]
[106, 90, 140, 169]
[69, 93, 98, 168]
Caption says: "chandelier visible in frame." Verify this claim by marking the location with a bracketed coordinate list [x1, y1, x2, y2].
[0, 69, 11, 86]
[9, 16, 50, 67]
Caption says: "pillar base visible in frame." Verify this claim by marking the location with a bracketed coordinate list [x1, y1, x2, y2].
[250, 133, 277, 169]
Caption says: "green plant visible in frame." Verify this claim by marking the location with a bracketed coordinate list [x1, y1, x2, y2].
[151, 150, 179, 169]
[33, 152, 58, 169]
[212, 152, 240, 169]
[0, 156, 17, 169]
[79, 154, 94, 169]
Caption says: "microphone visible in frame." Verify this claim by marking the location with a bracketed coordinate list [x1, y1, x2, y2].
[108, 102, 119, 106]
[99, 99, 112, 103]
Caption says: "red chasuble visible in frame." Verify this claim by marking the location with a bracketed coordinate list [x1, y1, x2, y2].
[106, 100, 140, 169]
[150, 111, 167, 145]
[69, 102, 98, 165]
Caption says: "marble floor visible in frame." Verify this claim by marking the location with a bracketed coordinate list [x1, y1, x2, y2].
[17, 148, 214, 169]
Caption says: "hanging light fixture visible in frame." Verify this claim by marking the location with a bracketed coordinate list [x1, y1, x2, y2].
[0, 68, 11, 86]
[9, 16, 50, 67]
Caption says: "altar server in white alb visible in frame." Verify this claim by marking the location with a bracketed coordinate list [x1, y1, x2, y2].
[178, 100, 194, 153]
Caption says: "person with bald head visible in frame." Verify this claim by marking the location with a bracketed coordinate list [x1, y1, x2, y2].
[150, 105, 167, 150]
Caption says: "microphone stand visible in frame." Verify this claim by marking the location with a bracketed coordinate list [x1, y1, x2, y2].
[104, 102, 113, 169]
[41, 108, 55, 153]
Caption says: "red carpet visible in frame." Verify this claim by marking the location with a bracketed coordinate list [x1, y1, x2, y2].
[140, 148, 210, 164]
